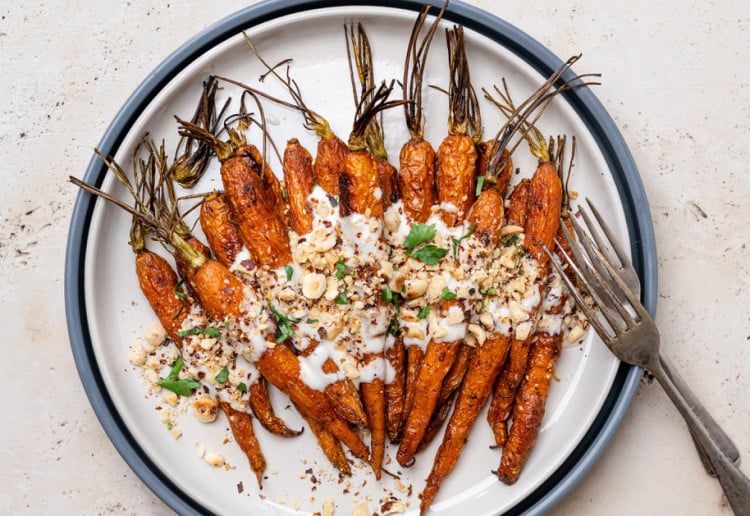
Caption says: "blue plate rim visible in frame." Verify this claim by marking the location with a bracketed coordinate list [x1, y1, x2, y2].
[64, 1, 657, 514]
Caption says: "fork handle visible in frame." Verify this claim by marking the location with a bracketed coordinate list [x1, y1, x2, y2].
[652, 361, 750, 515]
[660, 354, 741, 475]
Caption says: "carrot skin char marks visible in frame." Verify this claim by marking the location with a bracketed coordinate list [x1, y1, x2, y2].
[298, 409, 352, 476]
[361, 377, 386, 479]
[256, 344, 370, 462]
[436, 134, 477, 227]
[419, 334, 511, 513]
[190, 258, 245, 320]
[418, 344, 474, 451]
[396, 300, 463, 467]
[467, 188, 505, 247]
[377, 159, 400, 210]
[283, 138, 316, 235]
[135, 250, 190, 345]
[401, 345, 425, 438]
[385, 336, 406, 442]
[497, 331, 562, 484]
[339, 150, 384, 218]
[248, 377, 303, 437]
[200, 192, 244, 268]
[398, 138, 436, 223]
[314, 133, 348, 197]
[219, 401, 266, 488]
[220, 148, 292, 269]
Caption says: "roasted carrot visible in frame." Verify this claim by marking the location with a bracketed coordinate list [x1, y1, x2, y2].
[487, 164, 562, 448]
[396, 299, 464, 467]
[337, 73, 404, 476]
[298, 409, 352, 476]
[220, 401, 267, 488]
[256, 344, 370, 462]
[72, 149, 272, 489]
[200, 192, 244, 267]
[385, 335, 406, 442]
[435, 25, 482, 227]
[398, 4, 444, 223]
[419, 334, 511, 512]
[134, 248, 191, 345]
[418, 188, 511, 511]
[497, 138, 573, 484]
[248, 377, 302, 437]
[401, 344, 425, 438]
[417, 344, 474, 451]
[282, 138, 316, 235]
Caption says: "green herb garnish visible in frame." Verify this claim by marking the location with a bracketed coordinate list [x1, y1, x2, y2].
[215, 366, 229, 384]
[267, 300, 301, 343]
[177, 326, 223, 339]
[409, 245, 447, 265]
[381, 286, 394, 303]
[475, 176, 486, 196]
[441, 287, 457, 300]
[451, 225, 476, 258]
[335, 290, 348, 305]
[157, 357, 200, 397]
[174, 279, 187, 301]
[503, 234, 519, 247]
[403, 223, 437, 251]
[335, 259, 352, 280]
[481, 287, 497, 296]
[283, 264, 294, 281]
[306, 318, 319, 324]
[417, 306, 431, 319]
[403, 223, 447, 265]
[236, 382, 248, 393]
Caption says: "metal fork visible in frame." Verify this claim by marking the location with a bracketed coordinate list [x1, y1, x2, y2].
[578, 201, 740, 478]
[547, 201, 750, 515]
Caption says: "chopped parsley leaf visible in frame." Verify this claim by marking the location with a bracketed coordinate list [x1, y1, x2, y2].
[335, 259, 352, 280]
[177, 326, 223, 339]
[410, 244, 447, 265]
[236, 382, 248, 393]
[403, 223, 437, 251]
[283, 264, 294, 281]
[215, 366, 229, 384]
[441, 287, 457, 300]
[417, 306, 431, 319]
[451, 225, 476, 258]
[335, 290, 348, 305]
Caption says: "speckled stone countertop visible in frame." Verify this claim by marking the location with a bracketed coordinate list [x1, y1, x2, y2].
[1, 1, 748, 514]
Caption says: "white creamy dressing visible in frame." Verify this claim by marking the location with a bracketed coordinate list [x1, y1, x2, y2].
[174, 183, 554, 397]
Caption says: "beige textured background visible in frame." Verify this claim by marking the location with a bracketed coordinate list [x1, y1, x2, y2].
[1, 1, 748, 514]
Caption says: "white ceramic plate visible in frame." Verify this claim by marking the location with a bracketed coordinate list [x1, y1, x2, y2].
[66, 2, 656, 515]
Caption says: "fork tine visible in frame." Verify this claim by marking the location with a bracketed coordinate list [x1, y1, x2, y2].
[581, 199, 641, 296]
[583, 198, 633, 273]
[543, 245, 615, 345]
[572, 222, 651, 323]
[559, 223, 634, 330]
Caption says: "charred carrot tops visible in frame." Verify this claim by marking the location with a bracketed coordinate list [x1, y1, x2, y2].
[396, 23, 481, 469]
[435, 25, 482, 227]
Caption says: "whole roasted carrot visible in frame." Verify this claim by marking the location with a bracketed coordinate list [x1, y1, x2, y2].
[219, 401, 267, 487]
[298, 409, 352, 476]
[247, 377, 302, 438]
[418, 188, 512, 512]
[397, 23, 481, 469]
[435, 25, 482, 227]
[398, 4, 445, 223]
[487, 161, 563, 449]
[497, 138, 573, 484]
